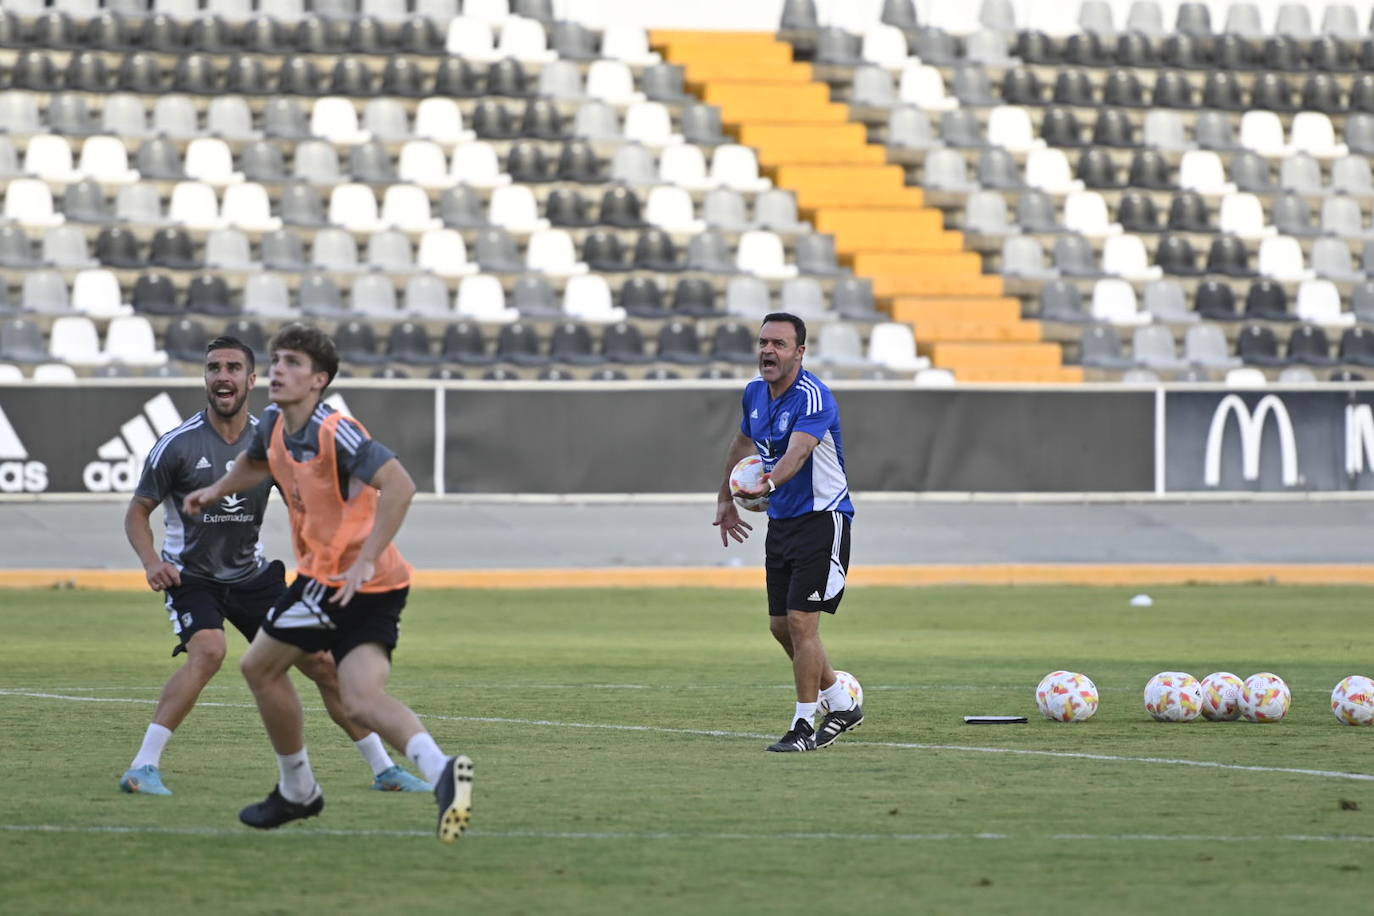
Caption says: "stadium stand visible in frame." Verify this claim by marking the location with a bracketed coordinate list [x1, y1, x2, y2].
[4, 1, 1374, 384]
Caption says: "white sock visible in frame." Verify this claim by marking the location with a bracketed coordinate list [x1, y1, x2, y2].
[277, 748, 319, 804]
[130, 723, 173, 770]
[405, 732, 448, 785]
[820, 678, 856, 713]
[354, 733, 395, 777]
[793, 702, 819, 729]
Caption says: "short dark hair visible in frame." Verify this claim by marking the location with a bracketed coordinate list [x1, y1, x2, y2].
[760, 312, 807, 347]
[268, 323, 339, 388]
[204, 335, 255, 372]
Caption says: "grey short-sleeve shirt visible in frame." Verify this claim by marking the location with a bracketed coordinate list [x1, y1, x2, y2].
[134, 410, 271, 583]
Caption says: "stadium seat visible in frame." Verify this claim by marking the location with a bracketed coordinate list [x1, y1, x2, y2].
[1132, 325, 1186, 371]
[200, 227, 250, 270]
[42, 226, 96, 270]
[457, 275, 519, 323]
[586, 60, 644, 106]
[103, 315, 167, 367]
[866, 322, 929, 373]
[412, 229, 475, 279]
[1091, 279, 1150, 325]
[48, 315, 106, 367]
[1296, 280, 1354, 327]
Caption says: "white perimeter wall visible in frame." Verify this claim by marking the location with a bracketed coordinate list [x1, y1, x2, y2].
[559, 0, 1374, 36]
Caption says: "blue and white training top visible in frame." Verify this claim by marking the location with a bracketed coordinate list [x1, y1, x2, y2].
[739, 369, 854, 520]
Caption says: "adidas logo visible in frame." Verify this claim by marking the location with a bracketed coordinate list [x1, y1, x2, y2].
[83, 392, 184, 492]
[195, 456, 212, 470]
[750, 408, 759, 419]
[807, 591, 822, 602]
[0, 404, 47, 492]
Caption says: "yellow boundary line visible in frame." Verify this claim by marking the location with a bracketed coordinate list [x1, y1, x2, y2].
[1, 565, 1372, 590]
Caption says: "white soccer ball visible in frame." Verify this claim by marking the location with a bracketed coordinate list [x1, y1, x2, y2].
[1143, 671, 1203, 722]
[729, 454, 770, 513]
[1035, 671, 1099, 723]
[1199, 672, 1244, 721]
[819, 670, 864, 714]
[1240, 672, 1291, 723]
[1331, 675, 1374, 726]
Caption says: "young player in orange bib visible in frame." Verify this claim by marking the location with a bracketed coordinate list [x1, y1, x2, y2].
[184, 323, 473, 843]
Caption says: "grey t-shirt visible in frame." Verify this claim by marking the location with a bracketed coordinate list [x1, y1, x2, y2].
[135, 410, 271, 584]
[246, 402, 396, 500]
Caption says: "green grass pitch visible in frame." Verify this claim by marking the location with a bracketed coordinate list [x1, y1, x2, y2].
[3, 585, 1374, 915]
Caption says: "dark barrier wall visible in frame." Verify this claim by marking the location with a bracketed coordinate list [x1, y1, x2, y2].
[4, 382, 1374, 495]
[843, 390, 1155, 492]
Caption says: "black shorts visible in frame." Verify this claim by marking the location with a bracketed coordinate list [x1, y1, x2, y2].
[262, 574, 408, 664]
[164, 560, 288, 657]
[765, 510, 852, 616]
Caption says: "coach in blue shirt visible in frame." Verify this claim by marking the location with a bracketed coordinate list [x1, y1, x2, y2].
[714, 312, 864, 753]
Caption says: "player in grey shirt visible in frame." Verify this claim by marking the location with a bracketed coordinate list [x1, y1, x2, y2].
[119, 336, 430, 796]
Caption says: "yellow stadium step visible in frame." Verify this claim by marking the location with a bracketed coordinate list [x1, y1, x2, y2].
[653, 33, 794, 65]
[873, 274, 1006, 298]
[954, 365, 1087, 383]
[914, 320, 1042, 343]
[927, 342, 1065, 370]
[680, 60, 815, 84]
[757, 144, 889, 166]
[774, 164, 909, 191]
[853, 252, 983, 275]
[814, 208, 944, 236]
[890, 297, 1022, 324]
[794, 187, 926, 209]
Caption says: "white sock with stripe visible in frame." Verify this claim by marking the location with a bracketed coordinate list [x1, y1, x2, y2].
[820, 678, 856, 713]
[405, 732, 448, 785]
[354, 733, 395, 777]
[277, 748, 320, 803]
[130, 723, 173, 770]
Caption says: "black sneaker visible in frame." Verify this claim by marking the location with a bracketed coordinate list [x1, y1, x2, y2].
[815, 704, 864, 749]
[435, 755, 474, 843]
[238, 785, 323, 829]
[766, 718, 816, 752]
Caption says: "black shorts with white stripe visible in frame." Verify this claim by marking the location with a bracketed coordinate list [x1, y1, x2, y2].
[262, 574, 408, 663]
[764, 510, 852, 616]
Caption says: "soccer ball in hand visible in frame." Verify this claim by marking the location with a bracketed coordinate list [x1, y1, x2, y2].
[1035, 671, 1099, 722]
[1331, 675, 1374, 726]
[730, 454, 770, 513]
[1199, 672, 1244, 721]
[1240, 672, 1291, 723]
[819, 670, 863, 714]
[1143, 671, 1203, 722]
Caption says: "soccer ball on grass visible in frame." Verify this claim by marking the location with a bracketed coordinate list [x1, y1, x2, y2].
[1239, 672, 1291, 723]
[1198, 672, 1244, 721]
[1331, 675, 1374, 726]
[1035, 671, 1099, 722]
[1143, 671, 1202, 722]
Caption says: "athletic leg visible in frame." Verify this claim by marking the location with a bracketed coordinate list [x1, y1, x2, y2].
[785, 609, 835, 704]
[121, 624, 228, 795]
[337, 643, 472, 843]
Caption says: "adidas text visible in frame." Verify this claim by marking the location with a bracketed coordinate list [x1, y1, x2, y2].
[82, 457, 140, 493]
[0, 406, 47, 492]
[0, 461, 48, 493]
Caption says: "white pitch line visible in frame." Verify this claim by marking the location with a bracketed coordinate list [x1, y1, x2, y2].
[5, 689, 1374, 784]
[4, 824, 1374, 844]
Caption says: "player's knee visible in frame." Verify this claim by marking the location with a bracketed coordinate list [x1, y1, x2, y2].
[185, 632, 227, 676]
[768, 618, 791, 643]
